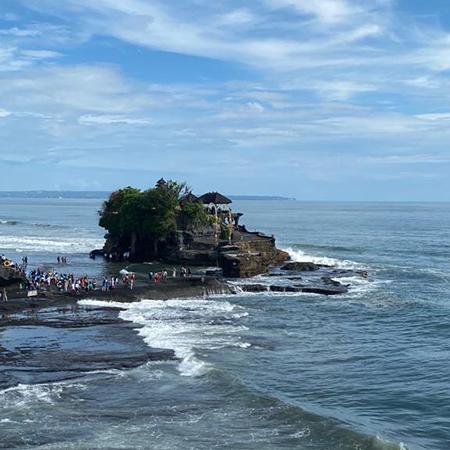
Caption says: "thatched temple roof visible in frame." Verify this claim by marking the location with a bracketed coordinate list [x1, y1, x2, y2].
[198, 192, 232, 205]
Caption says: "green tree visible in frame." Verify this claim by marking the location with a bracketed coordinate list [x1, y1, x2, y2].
[99, 180, 189, 258]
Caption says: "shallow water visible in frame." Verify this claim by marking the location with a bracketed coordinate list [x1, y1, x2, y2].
[1, 199, 449, 449]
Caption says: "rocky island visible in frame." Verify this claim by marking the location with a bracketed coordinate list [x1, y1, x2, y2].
[96, 178, 289, 278]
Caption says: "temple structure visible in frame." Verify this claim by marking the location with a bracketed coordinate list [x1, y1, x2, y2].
[168, 191, 288, 277]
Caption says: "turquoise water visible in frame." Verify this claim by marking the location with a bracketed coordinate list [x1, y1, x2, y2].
[1, 199, 449, 449]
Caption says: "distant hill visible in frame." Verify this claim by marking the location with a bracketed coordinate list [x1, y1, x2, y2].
[0, 191, 295, 201]
[0, 191, 110, 199]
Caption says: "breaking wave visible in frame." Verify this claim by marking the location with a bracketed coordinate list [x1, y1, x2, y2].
[79, 298, 250, 377]
[283, 246, 368, 270]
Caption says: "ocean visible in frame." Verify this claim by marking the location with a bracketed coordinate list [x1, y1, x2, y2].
[0, 198, 449, 449]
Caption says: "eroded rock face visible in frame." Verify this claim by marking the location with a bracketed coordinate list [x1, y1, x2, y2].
[219, 238, 289, 278]
[100, 222, 288, 279]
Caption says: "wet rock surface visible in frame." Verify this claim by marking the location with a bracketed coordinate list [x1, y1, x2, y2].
[230, 261, 367, 296]
[281, 261, 324, 271]
[0, 305, 175, 390]
[0, 277, 232, 316]
[237, 283, 348, 296]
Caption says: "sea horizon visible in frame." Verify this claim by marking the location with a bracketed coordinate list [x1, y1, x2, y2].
[0, 190, 449, 203]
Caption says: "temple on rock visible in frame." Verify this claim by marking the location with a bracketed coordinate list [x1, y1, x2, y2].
[99, 180, 288, 277]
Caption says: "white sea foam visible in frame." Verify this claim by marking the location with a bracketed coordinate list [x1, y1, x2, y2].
[0, 383, 64, 408]
[80, 298, 249, 377]
[78, 299, 130, 309]
[0, 235, 104, 253]
[338, 276, 394, 300]
[283, 246, 366, 270]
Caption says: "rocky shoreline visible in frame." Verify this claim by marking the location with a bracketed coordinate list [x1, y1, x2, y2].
[0, 263, 364, 318]
[0, 277, 231, 317]
[0, 258, 368, 393]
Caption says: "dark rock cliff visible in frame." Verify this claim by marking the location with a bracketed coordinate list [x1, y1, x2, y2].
[0, 266, 26, 287]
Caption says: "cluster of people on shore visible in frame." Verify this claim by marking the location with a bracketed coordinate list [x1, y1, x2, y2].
[1, 250, 198, 301]
[148, 266, 192, 283]
[148, 270, 167, 283]
[26, 269, 98, 294]
[25, 270, 141, 294]
[101, 273, 136, 291]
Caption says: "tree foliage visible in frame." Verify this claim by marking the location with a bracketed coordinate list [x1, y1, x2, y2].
[99, 180, 188, 243]
[181, 200, 211, 228]
[99, 180, 218, 251]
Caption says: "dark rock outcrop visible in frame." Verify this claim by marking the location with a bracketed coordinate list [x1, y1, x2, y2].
[0, 266, 26, 287]
[236, 282, 348, 296]
[281, 261, 322, 272]
[219, 236, 289, 278]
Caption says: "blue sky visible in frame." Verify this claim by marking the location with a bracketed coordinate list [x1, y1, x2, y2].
[0, 0, 450, 200]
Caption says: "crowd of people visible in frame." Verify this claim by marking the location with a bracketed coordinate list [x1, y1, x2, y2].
[26, 269, 98, 294]
[26, 270, 141, 294]
[1, 253, 196, 300]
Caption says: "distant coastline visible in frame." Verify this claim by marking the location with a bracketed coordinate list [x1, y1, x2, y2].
[0, 191, 296, 201]
[229, 195, 296, 201]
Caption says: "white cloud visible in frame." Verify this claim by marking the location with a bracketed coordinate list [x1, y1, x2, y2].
[0, 44, 62, 71]
[0, 109, 11, 118]
[19, 0, 391, 73]
[267, 0, 355, 24]
[0, 27, 42, 37]
[246, 102, 265, 113]
[360, 154, 450, 165]
[79, 114, 152, 125]
[312, 80, 377, 100]
[21, 49, 61, 59]
[416, 113, 450, 121]
[216, 9, 256, 27]
[0, 65, 153, 113]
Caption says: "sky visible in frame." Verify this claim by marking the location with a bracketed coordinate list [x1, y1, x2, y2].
[0, 0, 450, 200]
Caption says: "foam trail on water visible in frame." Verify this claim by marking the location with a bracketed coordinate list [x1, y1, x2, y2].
[80, 298, 250, 377]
